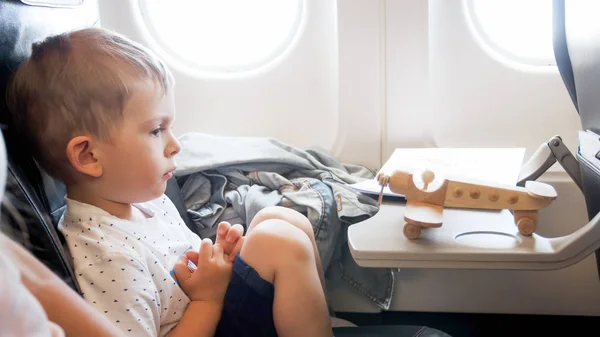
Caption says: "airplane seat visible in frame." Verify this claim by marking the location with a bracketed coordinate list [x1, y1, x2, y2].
[0, 0, 95, 293]
[552, 0, 600, 276]
[0, 1, 451, 336]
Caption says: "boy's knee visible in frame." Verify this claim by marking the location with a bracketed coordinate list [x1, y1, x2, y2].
[241, 219, 314, 281]
[251, 206, 314, 241]
[246, 219, 313, 260]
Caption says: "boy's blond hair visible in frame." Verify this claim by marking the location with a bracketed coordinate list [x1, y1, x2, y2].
[7, 27, 173, 183]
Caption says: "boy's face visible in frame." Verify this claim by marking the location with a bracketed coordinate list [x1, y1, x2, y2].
[97, 81, 181, 204]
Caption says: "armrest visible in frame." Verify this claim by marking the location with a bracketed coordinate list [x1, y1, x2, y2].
[517, 135, 583, 191]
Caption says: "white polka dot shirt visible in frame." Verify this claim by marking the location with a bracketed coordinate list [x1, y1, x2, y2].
[57, 195, 202, 337]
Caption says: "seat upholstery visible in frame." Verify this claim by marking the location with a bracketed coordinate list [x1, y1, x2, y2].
[553, 0, 600, 276]
[0, 0, 99, 293]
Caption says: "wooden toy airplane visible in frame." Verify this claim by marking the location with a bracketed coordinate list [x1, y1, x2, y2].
[376, 168, 557, 240]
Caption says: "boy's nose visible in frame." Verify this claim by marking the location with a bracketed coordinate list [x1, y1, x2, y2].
[166, 133, 181, 157]
[170, 138, 181, 157]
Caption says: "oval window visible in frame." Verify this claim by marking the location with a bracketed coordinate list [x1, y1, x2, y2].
[139, 0, 305, 74]
[465, 0, 555, 67]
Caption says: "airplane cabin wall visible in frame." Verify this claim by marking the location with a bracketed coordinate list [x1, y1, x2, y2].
[385, 1, 582, 158]
[97, 0, 599, 317]
[98, 0, 383, 170]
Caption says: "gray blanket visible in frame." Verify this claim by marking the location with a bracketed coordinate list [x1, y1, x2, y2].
[175, 132, 395, 310]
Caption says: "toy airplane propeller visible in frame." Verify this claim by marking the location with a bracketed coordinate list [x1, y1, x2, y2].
[376, 168, 557, 240]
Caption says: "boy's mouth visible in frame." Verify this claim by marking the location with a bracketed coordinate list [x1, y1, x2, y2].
[163, 169, 176, 179]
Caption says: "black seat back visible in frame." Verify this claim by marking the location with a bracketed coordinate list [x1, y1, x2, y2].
[0, 0, 101, 292]
[553, 0, 600, 275]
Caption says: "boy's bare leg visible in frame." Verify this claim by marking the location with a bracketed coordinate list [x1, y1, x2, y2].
[247, 206, 327, 293]
[240, 219, 333, 337]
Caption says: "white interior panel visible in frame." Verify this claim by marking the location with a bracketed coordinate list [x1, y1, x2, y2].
[386, 0, 582, 162]
[429, 1, 581, 160]
[98, 0, 341, 153]
[333, 0, 384, 168]
[96, 0, 599, 317]
[385, 0, 434, 154]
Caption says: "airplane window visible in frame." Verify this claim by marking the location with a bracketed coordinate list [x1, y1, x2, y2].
[464, 0, 555, 67]
[138, 0, 304, 74]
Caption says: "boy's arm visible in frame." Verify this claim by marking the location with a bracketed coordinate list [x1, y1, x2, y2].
[169, 301, 222, 337]
[1, 233, 127, 337]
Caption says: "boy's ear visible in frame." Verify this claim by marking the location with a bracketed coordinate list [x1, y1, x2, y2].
[66, 136, 103, 178]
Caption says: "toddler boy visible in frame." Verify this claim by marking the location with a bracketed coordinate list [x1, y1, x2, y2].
[8, 27, 332, 337]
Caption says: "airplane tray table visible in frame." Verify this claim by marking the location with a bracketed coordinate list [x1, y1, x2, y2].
[348, 200, 600, 270]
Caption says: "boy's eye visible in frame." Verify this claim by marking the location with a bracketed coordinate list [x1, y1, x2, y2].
[150, 127, 163, 137]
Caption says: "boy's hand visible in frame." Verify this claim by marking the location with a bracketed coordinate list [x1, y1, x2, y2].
[174, 238, 232, 304]
[215, 222, 245, 262]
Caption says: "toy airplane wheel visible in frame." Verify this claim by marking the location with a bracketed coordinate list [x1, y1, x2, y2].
[517, 217, 536, 236]
[403, 222, 422, 240]
[403, 200, 443, 239]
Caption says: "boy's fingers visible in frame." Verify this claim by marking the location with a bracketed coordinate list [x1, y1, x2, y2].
[173, 255, 192, 282]
[198, 238, 213, 262]
[217, 222, 231, 237]
[212, 243, 224, 260]
[185, 250, 199, 264]
[229, 236, 245, 262]
[226, 224, 244, 243]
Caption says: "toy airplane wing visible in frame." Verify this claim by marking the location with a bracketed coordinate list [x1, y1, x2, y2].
[404, 200, 444, 226]
[525, 181, 558, 200]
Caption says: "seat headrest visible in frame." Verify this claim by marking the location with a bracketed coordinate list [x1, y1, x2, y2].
[553, 0, 600, 133]
[0, 0, 99, 220]
[0, 0, 100, 292]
